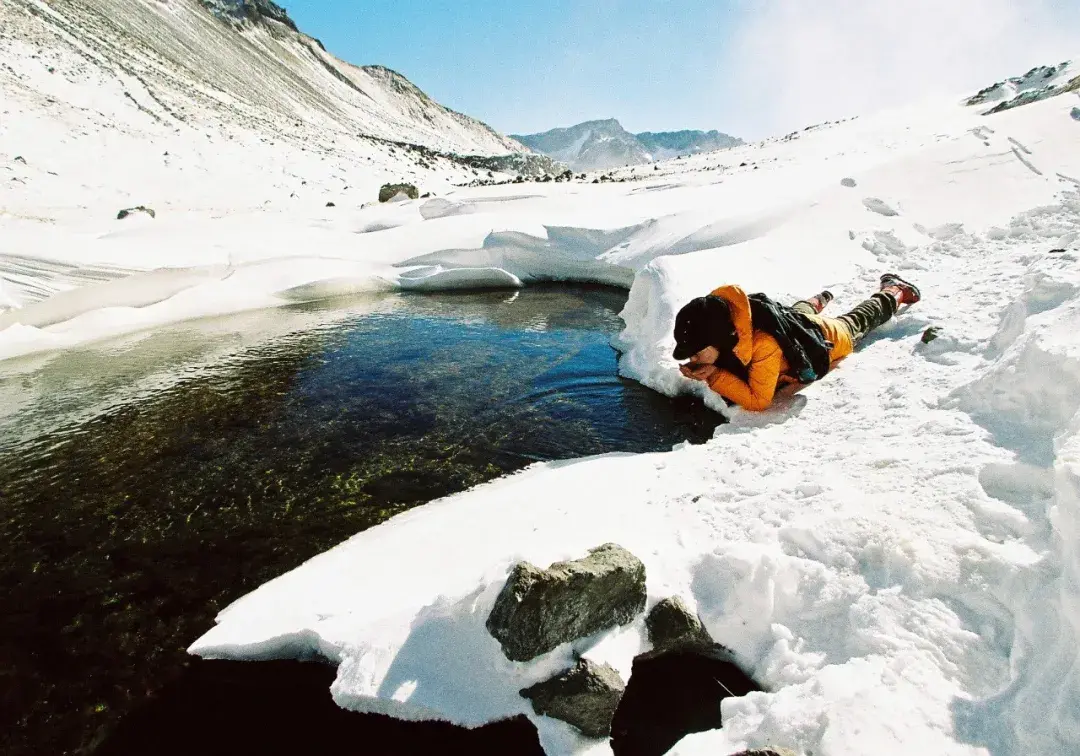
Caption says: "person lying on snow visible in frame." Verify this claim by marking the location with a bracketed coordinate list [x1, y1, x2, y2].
[674, 274, 921, 411]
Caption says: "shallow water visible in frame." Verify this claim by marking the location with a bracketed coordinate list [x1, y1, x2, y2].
[0, 286, 721, 755]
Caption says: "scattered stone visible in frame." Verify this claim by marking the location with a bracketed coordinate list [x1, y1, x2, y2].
[116, 206, 156, 220]
[486, 544, 647, 662]
[610, 643, 762, 756]
[420, 192, 432, 198]
[378, 182, 419, 203]
[1071, 107, 1080, 122]
[520, 658, 624, 738]
[14, 156, 26, 165]
[840, 177, 857, 188]
[645, 597, 712, 651]
[325, 202, 336, 207]
[921, 327, 941, 344]
[731, 749, 798, 756]
[1049, 248, 1067, 254]
[739, 161, 748, 167]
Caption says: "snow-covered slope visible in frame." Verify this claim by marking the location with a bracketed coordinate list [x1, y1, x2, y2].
[2, 0, 523, 155]
[513, 120, 742, 172]
[0, 0, 554, 222]
[5, 43, 1080, 755]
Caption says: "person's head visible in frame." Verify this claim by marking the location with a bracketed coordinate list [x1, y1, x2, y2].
[672, 295, 738, 364]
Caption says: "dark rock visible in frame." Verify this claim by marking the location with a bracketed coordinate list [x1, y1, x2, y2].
[731, 749, 798, 756]
[1071, 107, 1080, 122]
[14, 155, 26, 165]
[610, 644, 763, 756]
[325, 202, 335, 207]
[645, 597, 712, 651]
[486, 544, 647, 662]
[921, 327, 941, 344]
[420, 192, 432, 198]
[520, 658, 625, 738]
[116, 206, 156, 220]
[378, 182, 419, 202]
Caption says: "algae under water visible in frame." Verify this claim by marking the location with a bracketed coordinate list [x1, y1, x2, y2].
[0, 286, 721, 755]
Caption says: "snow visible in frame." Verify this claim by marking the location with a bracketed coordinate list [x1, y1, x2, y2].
[6, 17, 1080, 754]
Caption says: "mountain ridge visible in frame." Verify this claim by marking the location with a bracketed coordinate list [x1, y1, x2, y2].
[513, 119, 742, 171]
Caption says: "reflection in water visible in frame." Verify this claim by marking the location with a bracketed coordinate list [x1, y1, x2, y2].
[0, 286, 721, 755]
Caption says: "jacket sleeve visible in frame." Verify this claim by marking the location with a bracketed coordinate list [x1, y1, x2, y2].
[707, 335, 783, 411]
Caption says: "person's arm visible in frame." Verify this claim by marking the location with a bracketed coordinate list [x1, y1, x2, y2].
[707, 336, 783, 411]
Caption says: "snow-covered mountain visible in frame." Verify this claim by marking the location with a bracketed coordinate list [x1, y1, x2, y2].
[966, 59, 1079, 114]
[513, 119, 742, 172]
[0, 0, 556, 216]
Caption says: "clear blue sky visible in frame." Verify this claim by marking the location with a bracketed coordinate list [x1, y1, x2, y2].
[282, 0, 1080, 140]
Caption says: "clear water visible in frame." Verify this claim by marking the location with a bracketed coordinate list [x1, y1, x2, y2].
[0, 286, 721, 755]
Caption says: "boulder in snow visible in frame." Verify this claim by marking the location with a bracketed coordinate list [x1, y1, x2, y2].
[645, 597, 712, 651]
[325, 201, 336, 207]
[841, 177, 857, 188]
[486, 543, 647, 662]
[14, 155, 26, 165]
[116, 206, 156, 220]
[610, 643, 762, 756]
[379, 183, 419, 203]
[1071, 107, 1080, 122]
[519, 658, 625, 738]
[730, 750, 798, 756]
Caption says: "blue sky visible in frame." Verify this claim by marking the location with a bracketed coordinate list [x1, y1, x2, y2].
[283, 1, 1080, 140]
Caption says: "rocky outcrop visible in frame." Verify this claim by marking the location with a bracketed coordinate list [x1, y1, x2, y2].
[645, 597, 712, 651]
[379, 183, 419, 203]
[200, 0, 300, 32]
[520, 658, 625, 738]
[116, 206, 156, 220]
[610, 643, 763, 756]
[486, 544, 647, 662]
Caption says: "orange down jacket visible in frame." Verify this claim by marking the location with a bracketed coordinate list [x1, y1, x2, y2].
[705, 285, 854, 411]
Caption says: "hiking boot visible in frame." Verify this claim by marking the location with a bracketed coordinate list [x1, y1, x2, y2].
[805, 290, 834, 314]
[879, 273, 921, 306]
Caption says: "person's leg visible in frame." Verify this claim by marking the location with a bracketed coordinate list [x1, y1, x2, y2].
[792, 290, 833, 316]
[837, 292, 898, 345]
[833, 274, 921, 346]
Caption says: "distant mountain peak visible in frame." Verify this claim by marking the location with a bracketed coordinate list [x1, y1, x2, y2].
[512, 120, 742, 172]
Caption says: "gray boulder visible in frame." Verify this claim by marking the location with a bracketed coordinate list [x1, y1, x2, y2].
[645, 597, 712, 651]
[486, 544, 647, 662]
[732, 750, 798, 756]
[378, 182, 419, 202]
[840, 177, 857, 188]
[520, 658, 625, 738]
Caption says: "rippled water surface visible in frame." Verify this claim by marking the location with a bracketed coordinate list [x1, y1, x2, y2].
[0, 286, 721, 754]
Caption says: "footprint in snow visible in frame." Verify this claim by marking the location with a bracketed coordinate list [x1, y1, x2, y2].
[862, 197, 899, 217]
